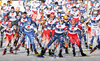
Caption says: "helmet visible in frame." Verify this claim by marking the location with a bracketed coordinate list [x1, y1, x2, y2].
[72, 6, 77, 8]
[28, 17, 32, 20]
[8, 20, 12, 25]
[0, 20, 2, 23]
[50, 12, 55, 17]
[4, 15, 8, 19]
[64, 15, 69, 19]
[80, 16, 84, 22]
[72, 6, 77, 11]
[16, 7, 20, 11]
[80, 16, 84, 19]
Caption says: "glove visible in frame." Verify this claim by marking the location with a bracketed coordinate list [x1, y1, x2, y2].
[49, 32, 52, 37]
[22, 28, 24, 32]
[64, 32, 67, 36]
[22, 32, 25, 35]
[36, 33, 38, 36]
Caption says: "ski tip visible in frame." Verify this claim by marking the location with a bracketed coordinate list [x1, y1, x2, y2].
[37, 55, 44, 58]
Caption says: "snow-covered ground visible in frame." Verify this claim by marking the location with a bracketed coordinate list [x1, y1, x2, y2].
[0, 1, 100, 61]
[0, 40, 100, 61]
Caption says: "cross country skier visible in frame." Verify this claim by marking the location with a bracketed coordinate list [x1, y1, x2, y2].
[23, 0, 31, 11]
[84, 10, 100, 50]
[15, 13, 42, 51]
[2, 20, 16, 55]
[51, 14, 70, 54]
[90, 20, 100, 54]
[45, 12, 57, 56]
[38, 16, 68, 57]
[1, 3, 8, 19]
[68, 19, 87, 56]
[20, 17, 38, 56]
[70, 6, 81, 22]
[0, 15, 9, 48]
[15, 12, 28, 50]
[6, 1, 12, 12]
[16, 7, 22, 21]
[78, 0, 86, 15]
[78, 16, 88, 48]
[63, 15, 70, 54]
[13, 7, 22, 47]
[7, 7, 17, 26]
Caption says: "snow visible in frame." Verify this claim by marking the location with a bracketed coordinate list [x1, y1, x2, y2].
[0, 1, 100, 61]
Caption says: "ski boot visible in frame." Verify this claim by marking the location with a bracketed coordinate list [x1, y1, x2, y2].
[80, 48, 87, 56]
[30, 44, 33, 52]
[73, 49, 76, 57]
[27, 48, 29, 56]
[97, 44, 100, 49]
[58, 50, 63, 57]
[69, 42, 71, 48]
[7, 44, 10, 47]
[37, 47, 45, 57]
[85, 42, 88, 49]
[34, 49, 38, 55]
[89, 44, 92, 51]
[90, 45, 98, 54]
[14, 40, 18, 47]
[48, 49, 52, 56]
[81, 51, 87, 56]
[40, 47, 45, 55]
[15, 44, 21, 50]
[51, 49, 56, 57]
[10, 47, 14, 53]
[52, 48, 56, 53]
[52, 43, 59, 52]
[65, 47, 69, 54]
[3, 48, 7, 55]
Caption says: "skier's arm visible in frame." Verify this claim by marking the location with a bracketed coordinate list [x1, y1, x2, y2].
[1, 26, 6, 32]
[84, 18, 90, 27]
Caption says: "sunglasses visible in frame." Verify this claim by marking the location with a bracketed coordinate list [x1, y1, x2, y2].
[94, 14, 97, 15]
[4, 18, 8, 19]
[11, 10, 14, 11]
[23, 14, 27, 16]
[7, 3, 10, 5]
[71, 23, 75, 25]
[64, 19, 68, 20]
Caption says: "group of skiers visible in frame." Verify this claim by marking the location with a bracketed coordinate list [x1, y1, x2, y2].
[0, 0, 100, 57]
